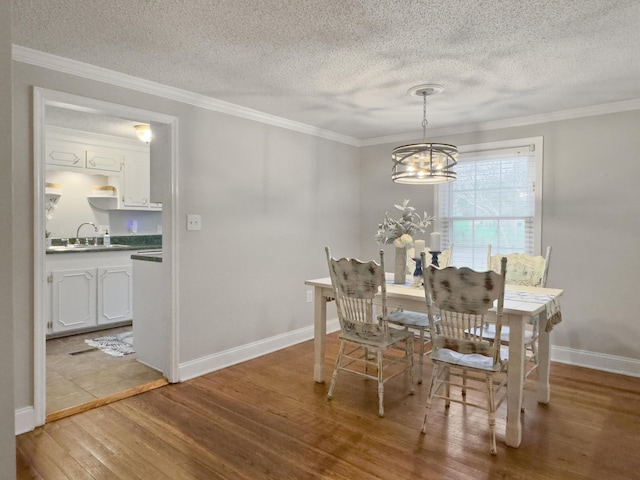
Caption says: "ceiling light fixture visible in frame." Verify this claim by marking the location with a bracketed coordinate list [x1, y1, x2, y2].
[134, 124, 152, 144]
[391, 84, 457, 184]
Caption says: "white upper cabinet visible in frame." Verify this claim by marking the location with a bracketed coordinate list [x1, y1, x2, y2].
[86, 147, 123, 172]
[45, 126, 124, 174]
[123, 152, 151, 208]
[45, 126, 160, 211]
[45, 138, 85, 169]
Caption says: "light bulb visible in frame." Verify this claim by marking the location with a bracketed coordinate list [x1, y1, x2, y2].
[134, 124, 152, 144]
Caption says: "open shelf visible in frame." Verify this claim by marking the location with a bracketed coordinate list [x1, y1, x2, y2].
[87, 195, 118, 210]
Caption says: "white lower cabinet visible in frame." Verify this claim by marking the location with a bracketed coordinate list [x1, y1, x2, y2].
[46, 251, 134, 336]
[50, 268, 97, 334]
[97, 266, 133, 325]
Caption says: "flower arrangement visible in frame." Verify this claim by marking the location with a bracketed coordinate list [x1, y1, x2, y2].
[375, 199, 434, 248]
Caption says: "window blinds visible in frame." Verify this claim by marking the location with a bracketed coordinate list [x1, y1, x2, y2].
[437, 144, 537, 270]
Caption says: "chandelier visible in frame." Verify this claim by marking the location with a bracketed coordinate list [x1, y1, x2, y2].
[391, 85, 457, 184]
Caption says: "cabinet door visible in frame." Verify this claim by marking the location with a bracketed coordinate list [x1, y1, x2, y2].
[97, 266, 133, 325]
[45, 139, 84, 169]
[122, 152, 152, 208]
[86, 147, 123, 172]
[51, 268, 97, 334]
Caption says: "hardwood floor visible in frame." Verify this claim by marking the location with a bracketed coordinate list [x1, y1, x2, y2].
[46, 326, 166, 421]
[19, 333, 640, 479]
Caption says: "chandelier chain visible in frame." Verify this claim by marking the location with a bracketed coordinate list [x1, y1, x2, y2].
[422, 91, 428, 140]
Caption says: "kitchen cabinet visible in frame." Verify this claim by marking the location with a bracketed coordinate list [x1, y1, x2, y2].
[49, 268, 97, 334]
[45, 126, 160, 211]
[46, 134, 123, 174]
[86, 147, 123, 173]
[121, 152, 162, 210]
[97, 266, 133, 325]
[45, 138, 85, 169]
[46, 250, 135, 336]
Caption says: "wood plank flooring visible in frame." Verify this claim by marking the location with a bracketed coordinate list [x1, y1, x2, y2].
[46, 326, 167, 420]
[18, 333, 640, 480]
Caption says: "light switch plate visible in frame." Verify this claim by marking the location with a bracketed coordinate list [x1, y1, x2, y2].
[186, 214, 201, 231]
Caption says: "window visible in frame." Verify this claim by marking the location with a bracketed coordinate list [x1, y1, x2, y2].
[436, 137, 543, 270]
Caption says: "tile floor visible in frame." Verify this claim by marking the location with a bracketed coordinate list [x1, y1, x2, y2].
[46, 325, 165, 415]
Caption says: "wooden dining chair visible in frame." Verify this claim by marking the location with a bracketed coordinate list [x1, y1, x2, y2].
[485, 245, 552, 378]
[325, 247, 415, 417]
[420, 254, 508, 455]
[387, 245, 455, 383]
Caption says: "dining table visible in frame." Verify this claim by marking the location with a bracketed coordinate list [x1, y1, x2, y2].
[304, 275, 564, 448]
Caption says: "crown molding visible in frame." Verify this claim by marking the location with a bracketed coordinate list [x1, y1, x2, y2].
[14, 45, 640, 149]
[12, 45, 361, 147]
[361, 98, 640, 146]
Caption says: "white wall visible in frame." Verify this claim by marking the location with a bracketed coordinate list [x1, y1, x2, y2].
[360, 111, 640, 372]
[12, 61, 360, 415]
[1, 1, 16, 477]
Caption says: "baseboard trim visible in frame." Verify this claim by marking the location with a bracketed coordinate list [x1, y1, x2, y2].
[178, 319, 341, 382]
[15, 407, 35, 436]
[551, 346, 640, 378]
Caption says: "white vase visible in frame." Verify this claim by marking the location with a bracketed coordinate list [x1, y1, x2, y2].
[394, 246, 407, 284]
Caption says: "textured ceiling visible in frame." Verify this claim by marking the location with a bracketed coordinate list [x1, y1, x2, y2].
[12, 0, 640, 141]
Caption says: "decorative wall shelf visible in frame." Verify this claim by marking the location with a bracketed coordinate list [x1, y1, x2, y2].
[87, 195, 118, 210]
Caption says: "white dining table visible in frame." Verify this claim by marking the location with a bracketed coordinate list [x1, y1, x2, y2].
[304, 275, 564, 448]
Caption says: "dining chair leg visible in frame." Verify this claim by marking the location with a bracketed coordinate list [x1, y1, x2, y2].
[486, 374, 498, 455]
[327, 342, 345, 400]
[417, 328, 425, 384]
[409, 338, 415, 393]
[377, 350, 384, 417]
[421, 364, 439, 433]
[462, 368, 467, 398]
[444, 367, 451, 408]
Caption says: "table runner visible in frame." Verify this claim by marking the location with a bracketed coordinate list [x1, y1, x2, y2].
[504, 290, 562, 331]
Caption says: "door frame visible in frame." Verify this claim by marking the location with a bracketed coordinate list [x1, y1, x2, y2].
[33, 87, 180, 426]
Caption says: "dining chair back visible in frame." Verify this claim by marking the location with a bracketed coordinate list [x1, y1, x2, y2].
[437, 244, 454, 268]
[420, 254, 508, 455]
[325, 247, 414, 417]
[487, 245, 551, 287]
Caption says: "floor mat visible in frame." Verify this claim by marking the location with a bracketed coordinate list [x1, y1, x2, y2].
[85, 331, 134, 357]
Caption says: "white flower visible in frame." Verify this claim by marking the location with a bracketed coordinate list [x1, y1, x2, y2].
[393, 238, 404, 248]
[400, 234, 413, 245]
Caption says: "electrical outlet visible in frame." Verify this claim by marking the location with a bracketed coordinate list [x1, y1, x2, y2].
[186, 214, 201, 231]
[306, 290, 313, 303]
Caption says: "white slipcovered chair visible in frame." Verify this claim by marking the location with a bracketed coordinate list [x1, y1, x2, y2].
[325, 247, 415, 417]
[485, 245, 552, 378]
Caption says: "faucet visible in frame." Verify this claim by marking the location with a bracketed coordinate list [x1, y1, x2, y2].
[75, 222, 98, 245]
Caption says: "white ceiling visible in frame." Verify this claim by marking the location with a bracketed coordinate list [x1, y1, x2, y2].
[12, 0, 640, 141]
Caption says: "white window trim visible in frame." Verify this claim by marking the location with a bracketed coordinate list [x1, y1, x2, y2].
[433, 136, 544, 255]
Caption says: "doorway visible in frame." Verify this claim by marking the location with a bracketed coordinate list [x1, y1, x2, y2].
[33, 88, 179, 427]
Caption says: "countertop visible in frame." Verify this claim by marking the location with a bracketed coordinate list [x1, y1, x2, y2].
[131, 250, 163, 263]
[46, 234, 162, 255]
